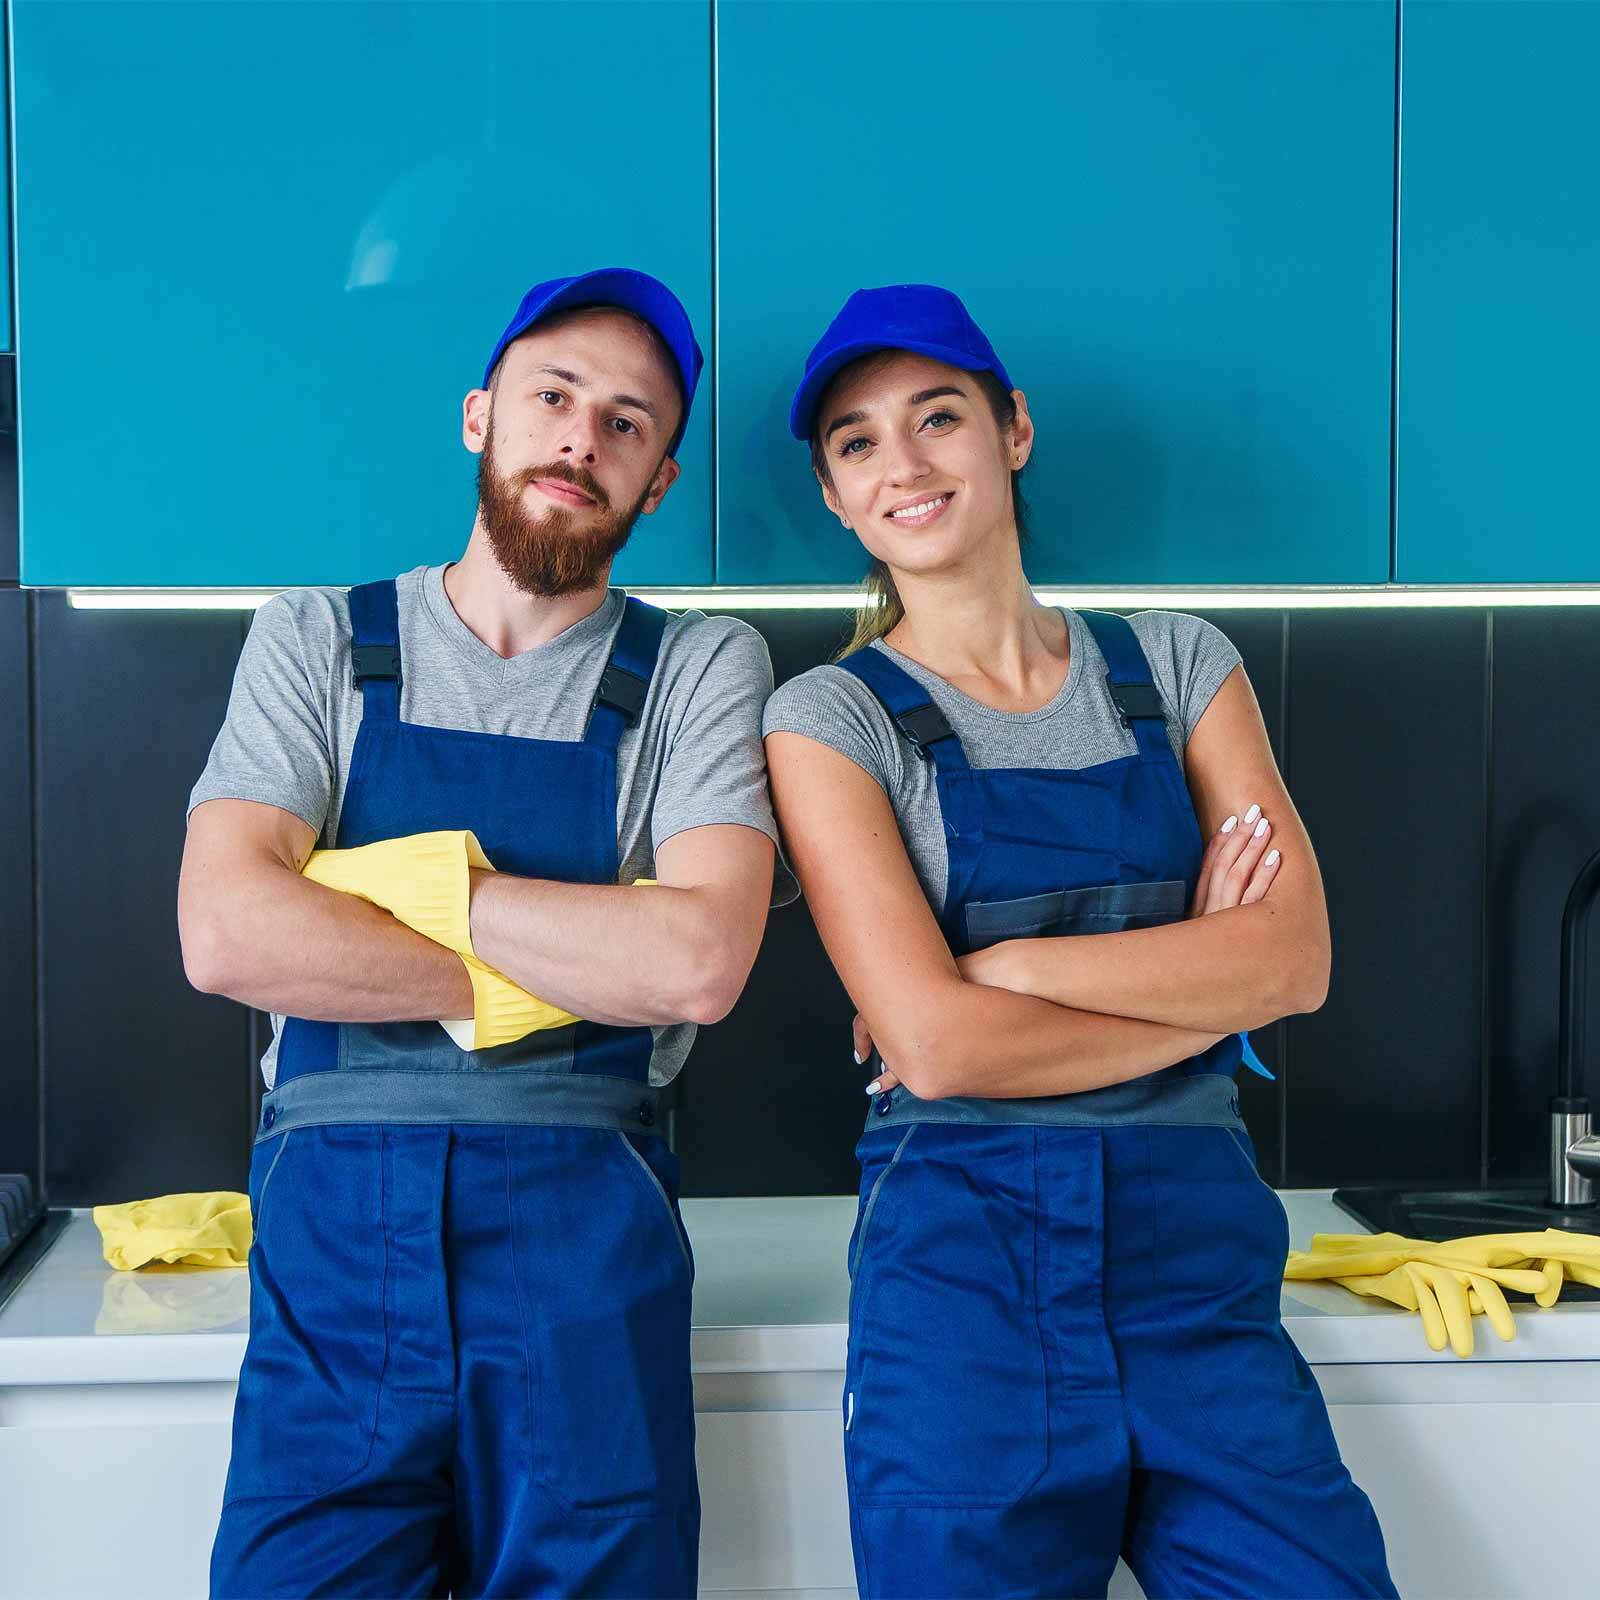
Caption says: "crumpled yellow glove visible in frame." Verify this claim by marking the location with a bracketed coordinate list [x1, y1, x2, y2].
[1284, 1229, 1600, 1357]
[302, 830, 493, 958]
[303, 834, 656, 1051]
[92, 1192, 252, 1271]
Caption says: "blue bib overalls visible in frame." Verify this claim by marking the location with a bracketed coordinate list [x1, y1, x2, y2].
[211, 580, 699, 1599]
[833, 611, 1397, 1600]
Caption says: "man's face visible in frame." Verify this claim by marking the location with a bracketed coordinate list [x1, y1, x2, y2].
[467, 307, 683, 597]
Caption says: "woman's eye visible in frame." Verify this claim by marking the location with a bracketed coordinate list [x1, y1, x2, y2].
[839, 436, 869, 457]
[922, 410, 956, 429]
[538, 390, 563, 406]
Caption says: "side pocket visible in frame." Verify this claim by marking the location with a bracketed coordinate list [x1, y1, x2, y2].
[848, 1127, 1049, 1508]
[1150, 1128, 1341, 1478]
[249, 1130, 291, 1248]
[224, 1127, 386, 1503]
[851, 1126, 918, 1280]
[1224, 1125, 1292, 1246]
[615, 1131, 693, 1277]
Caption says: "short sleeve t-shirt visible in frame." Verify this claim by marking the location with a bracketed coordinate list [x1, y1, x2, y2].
[188, 562, 798, 1088]
[761, 607, 1243, 911]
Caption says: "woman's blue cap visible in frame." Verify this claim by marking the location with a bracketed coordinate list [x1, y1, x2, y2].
[789, 283, 1013, 441]
[482, 267, 704, 456]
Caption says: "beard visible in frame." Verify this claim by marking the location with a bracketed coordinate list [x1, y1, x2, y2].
[475, 418, 656, 598]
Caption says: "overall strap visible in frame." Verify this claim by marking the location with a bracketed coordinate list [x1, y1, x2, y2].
[1076, 609, 1171, 763]
[346, 579, 402, 722]
[585, 596, 670, 754]
[836, 647, 972, 778]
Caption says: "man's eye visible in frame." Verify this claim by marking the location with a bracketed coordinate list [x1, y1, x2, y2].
[538, 391, 563, 405]
[611, 417, 639, 435]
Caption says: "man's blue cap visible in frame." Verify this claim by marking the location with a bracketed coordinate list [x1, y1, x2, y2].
[789, 283, 1013, 441]
[482, 267, 704, 457]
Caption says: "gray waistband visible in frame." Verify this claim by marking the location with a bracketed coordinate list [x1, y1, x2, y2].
[257, 1069, 663, 1144]
[863, 1070, 1244, 1134]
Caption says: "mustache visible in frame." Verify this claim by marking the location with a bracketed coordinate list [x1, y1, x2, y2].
[515, 460, 608, 509]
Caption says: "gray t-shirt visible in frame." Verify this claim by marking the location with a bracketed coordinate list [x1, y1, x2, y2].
[761, 608, 1243, 912]
[188, 562, 798, 1089]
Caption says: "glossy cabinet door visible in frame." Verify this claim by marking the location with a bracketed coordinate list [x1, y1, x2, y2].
[1396, 0, 1599, 584]
[13, 1, 711, 588]
[715, 0, 1395, 588]
[1, 3, 11, 352]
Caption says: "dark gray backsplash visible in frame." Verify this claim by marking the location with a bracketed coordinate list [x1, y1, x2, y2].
[4, 571, 1598, 1202]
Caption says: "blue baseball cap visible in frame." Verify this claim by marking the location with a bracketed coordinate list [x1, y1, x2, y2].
[789, 283, 1013, 441]
[482, 267, 704, 457]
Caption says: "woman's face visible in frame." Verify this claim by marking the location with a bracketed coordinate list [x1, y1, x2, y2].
[813, 350, 1032, 578]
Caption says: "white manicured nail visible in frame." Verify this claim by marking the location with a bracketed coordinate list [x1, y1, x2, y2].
[1254, 818, 1269, 838]
[1244, 804, 1261, 825]
[852, 1050, 863, 1065]
[1221, 815, 1238, 834]
[1265, 849, 1280, 866]
[865, 1079, 882, 1095]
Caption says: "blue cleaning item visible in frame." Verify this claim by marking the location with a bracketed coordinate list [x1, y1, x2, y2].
[1239, 1029, 1276, 1080]
[482, 267, 705, 456]
[211, 580, 699, 1598]
[832, 609, 1394, 1598]
[788, 282, 1012, 440]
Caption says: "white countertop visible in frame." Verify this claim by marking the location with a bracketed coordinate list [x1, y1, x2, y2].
[3, 1193, 1598, 1387]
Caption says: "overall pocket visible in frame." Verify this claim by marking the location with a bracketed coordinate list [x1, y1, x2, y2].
[524, 1129, 696, 1518]
[224, 1127, 387, 1502]
[847, 1126, 1049, 1508]
[1150, 1127, 1342, 1478]
[964, 877, 1187, 949]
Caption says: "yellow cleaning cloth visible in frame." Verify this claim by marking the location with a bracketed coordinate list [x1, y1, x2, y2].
[92, 1191, 253, 1271]
[1284, 1229, 1600, 1357]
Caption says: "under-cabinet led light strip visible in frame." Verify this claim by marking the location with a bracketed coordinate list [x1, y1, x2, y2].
[64, 585, 1600, 612]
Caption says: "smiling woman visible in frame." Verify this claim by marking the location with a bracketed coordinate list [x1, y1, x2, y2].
[762, 282, 1390, 1600]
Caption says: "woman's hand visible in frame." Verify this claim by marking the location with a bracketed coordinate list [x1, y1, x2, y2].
[1190, 801, 1281, 918]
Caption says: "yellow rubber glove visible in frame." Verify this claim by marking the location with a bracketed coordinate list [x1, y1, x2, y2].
[302, 830, 493, 957]
[441, 878, 660, 1050]
[92, 1192, 252, 1271]
[304, 829, 571, 1048]
[305, 837, 660, 1052]
[1284, 1229, 1600, 1356]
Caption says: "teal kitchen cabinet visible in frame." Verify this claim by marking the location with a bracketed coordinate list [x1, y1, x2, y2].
[13, 1, 711, 588]
[715, 0, 1395, 588]
[1, 3, 11, 351]
[1396, 0, 1600, 584]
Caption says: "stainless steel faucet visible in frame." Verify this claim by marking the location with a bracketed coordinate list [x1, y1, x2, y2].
[1550, 847, 1600, 1207]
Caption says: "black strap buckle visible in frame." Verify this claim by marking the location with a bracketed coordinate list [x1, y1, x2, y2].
[595, 663, 649, 726]
[893, 702, 954, 759]
[351, 644, 401, 686]
[1106, 676, 1165, 729]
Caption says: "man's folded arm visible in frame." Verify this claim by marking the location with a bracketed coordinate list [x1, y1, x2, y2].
[178, 796, 475, 1021]
[465, 822, 776, 1029]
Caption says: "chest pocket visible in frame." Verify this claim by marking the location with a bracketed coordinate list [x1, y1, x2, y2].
[963, 877, 1187, 951]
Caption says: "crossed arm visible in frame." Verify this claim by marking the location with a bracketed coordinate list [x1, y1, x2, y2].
[178, 801, 775, 1029]
[763, 664, 1331, 1102]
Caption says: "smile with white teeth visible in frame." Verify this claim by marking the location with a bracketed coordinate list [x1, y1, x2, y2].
[888, 492, 953, 522]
